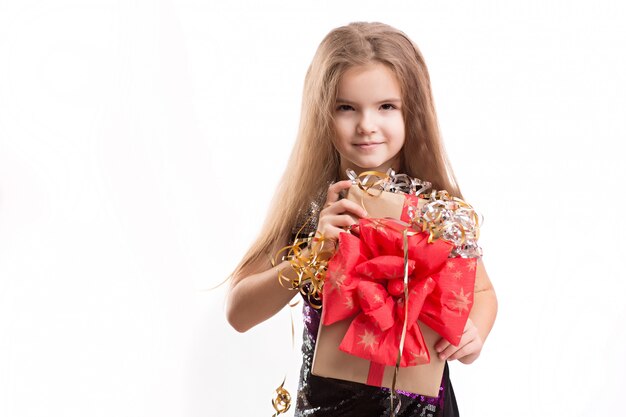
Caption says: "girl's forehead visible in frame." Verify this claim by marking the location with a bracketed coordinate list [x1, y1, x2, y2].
[337, 63, 402, 101]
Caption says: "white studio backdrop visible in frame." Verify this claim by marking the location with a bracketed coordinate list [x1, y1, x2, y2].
[1, 1, 625, 416]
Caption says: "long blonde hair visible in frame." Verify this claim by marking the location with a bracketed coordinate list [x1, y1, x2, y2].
[232, 22, 462, 281]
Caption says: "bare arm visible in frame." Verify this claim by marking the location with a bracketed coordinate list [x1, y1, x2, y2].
[226, 258, 298, 333]
[468, 260, 498, 344]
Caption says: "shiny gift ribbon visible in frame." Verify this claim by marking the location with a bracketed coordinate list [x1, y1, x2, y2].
[347, 169, 482, 258]
[346, 168, 432, 196]
[275, 230, 334, 309]
[269, 220, 335, 416]
[271, 378, 291, 416]
[269, 299, 299, 416]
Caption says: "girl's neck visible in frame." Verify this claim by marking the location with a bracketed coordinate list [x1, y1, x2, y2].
[337, 157, 403, 180]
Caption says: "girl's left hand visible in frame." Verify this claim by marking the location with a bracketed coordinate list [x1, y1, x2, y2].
[434, 318, 483, 364]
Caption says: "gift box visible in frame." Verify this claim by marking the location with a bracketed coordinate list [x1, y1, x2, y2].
[311, 176, 480, 397]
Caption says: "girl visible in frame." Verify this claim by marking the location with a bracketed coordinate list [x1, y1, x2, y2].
[226, 22, 497, 417]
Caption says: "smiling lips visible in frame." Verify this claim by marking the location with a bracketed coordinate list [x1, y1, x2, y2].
[354, 142, 383, 150]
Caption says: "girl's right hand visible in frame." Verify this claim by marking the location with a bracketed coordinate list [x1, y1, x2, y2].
[316, 180, 368, 243]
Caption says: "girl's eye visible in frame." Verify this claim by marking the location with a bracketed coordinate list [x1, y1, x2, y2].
[380, 103, 397, 110]
[336, 104, 354, 111]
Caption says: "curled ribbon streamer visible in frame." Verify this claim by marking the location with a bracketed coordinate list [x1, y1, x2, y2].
[274, 214, 335, 309]
[271, 378, 291, 416]
[271, 211, 331, 416]
[270, 298, 299, 416]
[412, 193, 481, 258]
[347, 168, 433, 196]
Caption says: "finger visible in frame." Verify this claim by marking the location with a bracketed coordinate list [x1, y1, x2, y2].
[317, 215, 359, 239]
[325, 199, 368, 218]
[448, 341, 479, 361]
[439, 336, 473, 360]
[318, 213, 358, 228]
[437, 320, 478, 360]
[461, 322, 478, 340]
[325, 214, 359, 230]
[325, 180, 354, 205]
[438, 342, 460, 360]
[434, 338, 450, 354]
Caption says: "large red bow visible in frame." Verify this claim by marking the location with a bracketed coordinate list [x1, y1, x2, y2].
[322, 218, 476, 367]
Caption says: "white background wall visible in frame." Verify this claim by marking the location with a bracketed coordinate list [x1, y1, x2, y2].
[1, 1, 625, 416]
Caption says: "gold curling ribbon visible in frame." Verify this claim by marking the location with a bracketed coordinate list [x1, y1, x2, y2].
[271, 378, 291, 416]
[273, 214, 335, 309]
[270, 299, 299, 416]
[348, 170, 394, 219]
[269, 216, 334, 416]
[353, 170, 389, 197]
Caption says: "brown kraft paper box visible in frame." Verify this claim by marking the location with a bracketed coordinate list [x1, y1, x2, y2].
[311, 185, 446, 397]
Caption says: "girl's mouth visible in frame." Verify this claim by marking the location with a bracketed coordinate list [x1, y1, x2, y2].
[354, 142, 382, 149]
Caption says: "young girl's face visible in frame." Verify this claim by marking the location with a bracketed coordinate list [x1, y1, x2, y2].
[333, 63, 405, 175]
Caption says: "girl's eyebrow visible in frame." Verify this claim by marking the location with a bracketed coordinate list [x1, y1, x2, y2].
[336, 98, 402, 105]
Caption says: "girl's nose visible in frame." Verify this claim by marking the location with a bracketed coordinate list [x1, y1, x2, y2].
[357, 113, 377, 135]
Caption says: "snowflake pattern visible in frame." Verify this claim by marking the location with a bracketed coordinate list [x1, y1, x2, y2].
[343, 296, 354, 310]
[357, 329, 378, 351]
[450, 287, 471, 315]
